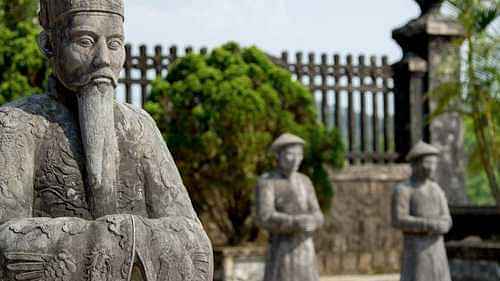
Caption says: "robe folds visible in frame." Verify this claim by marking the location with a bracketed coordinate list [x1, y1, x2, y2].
[392, 181, 452, 281]
[256, 171, 324, 281]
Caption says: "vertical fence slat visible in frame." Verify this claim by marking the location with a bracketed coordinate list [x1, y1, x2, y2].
[320, 54, 328, 125]
[347, 54, 355, 164]
[359, 55, 367, 163]
[333, 54, 341, 130]
[370, 56, 380, 163]
[382, 56, 391, 162]
[124, 44, 132, 104]
[296, 52, 304, 83]
[308, 53, 316, 122]
[169, 45, 178, 65]
[281, 51, 289, 71]
[154, 45, 162, 77]
[308, 53, 316, 92]
[139, 45, 148, 107]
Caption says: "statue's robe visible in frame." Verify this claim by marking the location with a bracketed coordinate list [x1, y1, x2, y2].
[0, 92, 213, 281]
[392, 180, 452, 281]
[256, 171, 324, 281]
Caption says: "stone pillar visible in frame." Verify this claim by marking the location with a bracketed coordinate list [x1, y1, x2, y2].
[393, 55, 428, 160]
[392, 0, 468, 205]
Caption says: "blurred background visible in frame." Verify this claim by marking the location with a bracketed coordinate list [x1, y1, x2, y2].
[0, 0, 498, 280]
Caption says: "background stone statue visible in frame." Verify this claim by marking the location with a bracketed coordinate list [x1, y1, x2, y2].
[391, 141, 452, 281]
[256, 133, 324, 281]
[0, 1, 213, 280]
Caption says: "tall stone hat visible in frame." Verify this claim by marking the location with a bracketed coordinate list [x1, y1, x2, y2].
[39, 0, 124, 29]
[270, 133, 306, 153]
[406, 140, 440, 161]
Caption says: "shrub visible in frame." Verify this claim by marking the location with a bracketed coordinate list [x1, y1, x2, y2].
[0, 0, 49, 105]
[146, 42, 345, 245]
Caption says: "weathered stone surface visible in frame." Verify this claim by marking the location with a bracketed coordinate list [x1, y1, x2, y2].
[315, 165, 409, 275]
[342, 253, 358, 273]
[449, 259, 500, 281]
[0, 1, 213, 280]
[256, 134, 324, 281]
[447, 239, 500, 281]
[358, 253, 373, 274]
[214, 247, 266, 281]
[391, 142, 452, 281]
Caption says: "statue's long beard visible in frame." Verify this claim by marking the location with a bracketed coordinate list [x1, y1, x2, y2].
[77, 82, 119, 218]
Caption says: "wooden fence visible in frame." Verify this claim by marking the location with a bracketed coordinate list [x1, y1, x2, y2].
[119, 44, 398, 164]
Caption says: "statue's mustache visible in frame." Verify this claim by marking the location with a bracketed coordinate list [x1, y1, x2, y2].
[73, 68, 118, 89]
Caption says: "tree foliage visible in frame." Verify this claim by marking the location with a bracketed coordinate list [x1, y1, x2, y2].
[433, 0, 499, 206]
[146, 42, 345, 245]
[0, 0, 49, 105]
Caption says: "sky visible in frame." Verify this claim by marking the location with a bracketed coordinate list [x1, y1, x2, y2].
[124, 0, 421, 63]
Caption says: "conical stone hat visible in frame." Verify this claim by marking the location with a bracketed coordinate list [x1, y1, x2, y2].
[270, 133, 306, 153]
[406, 140, 440, 161]
[39, 0, 124, 29]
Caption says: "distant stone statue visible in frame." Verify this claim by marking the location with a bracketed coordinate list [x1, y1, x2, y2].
[256, 133, 324, 281]
[391, 141, 452, 281]
[0, 1, 212, 280]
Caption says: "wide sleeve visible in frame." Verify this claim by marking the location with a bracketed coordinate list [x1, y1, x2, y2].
[304, 176, 325, 230]
[432, 186, 453, 234]
[391, 184, 433, 234]
[0, 108, 36, 223]
[139, 112, 213, 281]
[255, 176, 299, 234]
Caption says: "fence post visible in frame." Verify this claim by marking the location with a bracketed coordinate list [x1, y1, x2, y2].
[392, 0, 467, 205]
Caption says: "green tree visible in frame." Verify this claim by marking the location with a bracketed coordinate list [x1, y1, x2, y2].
[146, 42, 345, 245]
[0, 0, 49, 105]
[433, 0, 499, 206]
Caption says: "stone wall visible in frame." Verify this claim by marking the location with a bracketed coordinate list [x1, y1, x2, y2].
[315, 165, 409, 275]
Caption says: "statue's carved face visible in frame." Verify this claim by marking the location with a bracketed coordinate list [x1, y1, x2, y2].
[52, 13, 125, 91]
[277, 144, 304, 176]
[415, 155, 438, 180]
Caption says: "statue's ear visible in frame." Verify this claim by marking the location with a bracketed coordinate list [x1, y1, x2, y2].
[37, 31, 54, 58]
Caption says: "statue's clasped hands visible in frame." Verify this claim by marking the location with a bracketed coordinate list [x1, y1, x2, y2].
[294, 214, 317, 233]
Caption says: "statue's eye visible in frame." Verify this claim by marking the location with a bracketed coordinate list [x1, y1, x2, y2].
[108, 39, 123, 50]
[77, 37, 94, 47]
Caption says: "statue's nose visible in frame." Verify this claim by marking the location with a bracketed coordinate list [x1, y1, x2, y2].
[92, 38, 111, 68]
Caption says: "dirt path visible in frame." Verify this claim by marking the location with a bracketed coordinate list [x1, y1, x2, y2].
[321, 274, 400, 281]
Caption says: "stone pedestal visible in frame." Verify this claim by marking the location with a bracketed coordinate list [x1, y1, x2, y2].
[392, 0, 468, 205]
[214, 247, 266, 281]
[447, 240, 500, 281]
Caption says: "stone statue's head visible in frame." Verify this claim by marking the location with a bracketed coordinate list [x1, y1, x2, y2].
[37, 0, 125, 91]
[407, 141, 440, 180]
[271, 133, 305, 176]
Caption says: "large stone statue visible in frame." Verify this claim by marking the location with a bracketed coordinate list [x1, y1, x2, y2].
[0, 1, 213, 280]
[391, 141, 452, 281]
[256, 133, 324, 281]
